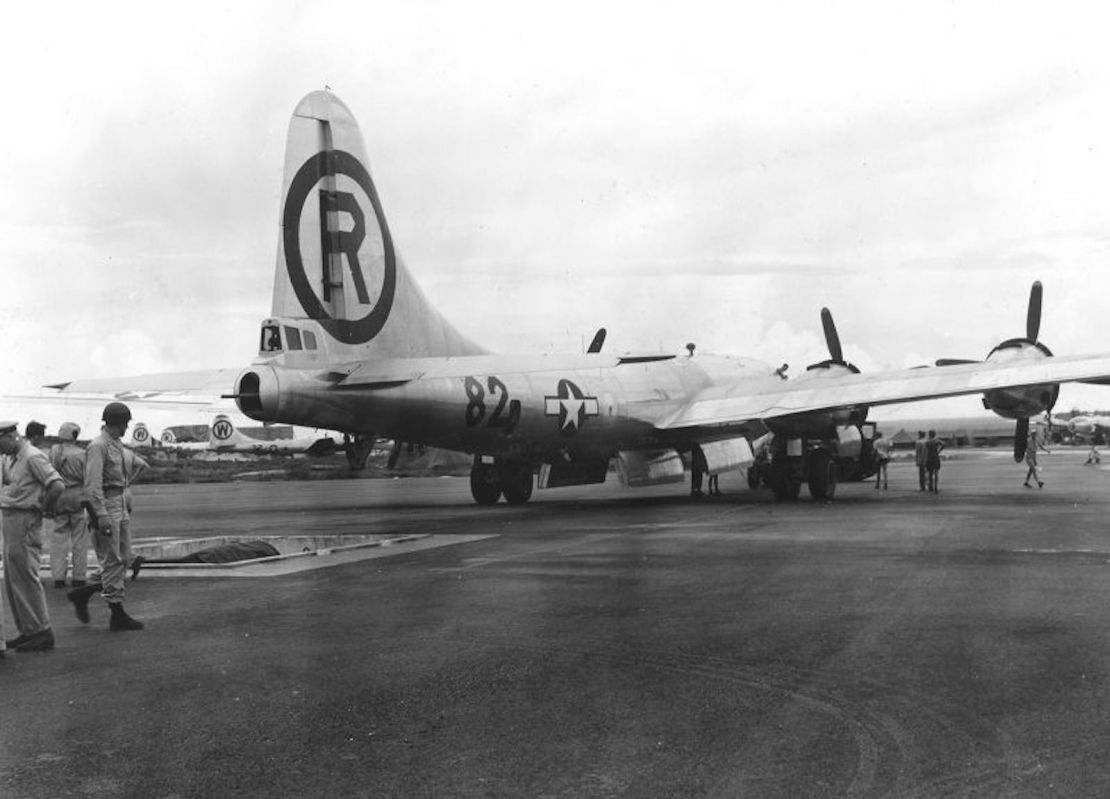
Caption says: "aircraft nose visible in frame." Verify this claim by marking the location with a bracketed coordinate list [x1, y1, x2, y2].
[234, 366, 281, 421]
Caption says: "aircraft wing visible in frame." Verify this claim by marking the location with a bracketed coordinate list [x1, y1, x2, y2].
[656, 354, 1110, 429]
[44, 368, 241, 404]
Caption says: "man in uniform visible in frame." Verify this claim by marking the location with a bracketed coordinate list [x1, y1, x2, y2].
[49, 421, 91, 589]
[67, 403, 144, 631]
[25, 420, 46, 450]
[0, 421, 64, 654]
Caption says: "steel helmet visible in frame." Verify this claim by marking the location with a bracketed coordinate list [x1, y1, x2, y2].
[102, 401, 132, 425]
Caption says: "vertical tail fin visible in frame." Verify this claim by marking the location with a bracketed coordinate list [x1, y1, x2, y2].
[130, 423, 151, 447]
[271, 91, 486, 360]
[209, 415, 252, 449]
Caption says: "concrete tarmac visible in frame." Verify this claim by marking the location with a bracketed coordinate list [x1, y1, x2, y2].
[3, 449, 1110, 797]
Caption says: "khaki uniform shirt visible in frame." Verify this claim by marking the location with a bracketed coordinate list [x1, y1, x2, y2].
[84, 429, 128, 520]
[0, 441, 63, 511]
[50, 441, 87, 514]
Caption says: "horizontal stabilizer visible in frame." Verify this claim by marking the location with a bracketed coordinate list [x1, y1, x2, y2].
[43, 369, 242, 404]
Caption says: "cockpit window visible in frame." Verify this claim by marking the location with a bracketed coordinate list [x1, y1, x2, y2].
[261, 324, 282, 353]
[303, 330, 317, 350]
[284, 326, 303, 351]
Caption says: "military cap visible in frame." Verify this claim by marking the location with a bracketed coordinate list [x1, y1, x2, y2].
[0, 421, 18, 435]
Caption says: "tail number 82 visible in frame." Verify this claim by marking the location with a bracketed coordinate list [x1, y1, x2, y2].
[463, 376, 521, 432]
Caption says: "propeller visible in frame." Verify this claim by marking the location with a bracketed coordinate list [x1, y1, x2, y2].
[587, 328, 606, 354]
[935, 281, 1046, 367]
[806, 308, 859, 373]
[1014, 416, 1030, 463]
[1026, 280, 1042, 342]
[931, 281, 1053, 461]
[821, 308, 842, 363]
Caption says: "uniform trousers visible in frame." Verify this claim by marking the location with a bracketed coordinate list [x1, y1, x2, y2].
[2, 508, 52, 636]
[92, 493, 130, 603]
[51, 510, 90, 583]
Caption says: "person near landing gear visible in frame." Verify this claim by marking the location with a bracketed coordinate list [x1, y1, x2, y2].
[914, 430, 928, 491]
[872, 431, 892, 490]
[690, 445, 706, 497]
[1023, 427, 1048, 489]
[924, 430, 944, 493]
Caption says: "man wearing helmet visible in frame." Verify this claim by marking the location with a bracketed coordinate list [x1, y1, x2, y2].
[67, 402, 144, 631]
[49, 422, 91, 589]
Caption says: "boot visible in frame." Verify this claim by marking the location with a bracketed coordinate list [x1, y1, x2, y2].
[108, 603, 144, 632]
[15, 628, 54, 653]
[54, 580, 67, 589]
[71, 579, 87, 587]
[67, 584, 99, 624]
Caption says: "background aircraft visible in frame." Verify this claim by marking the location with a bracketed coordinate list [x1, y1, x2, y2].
[50, 91, 1110, 505]
[207, 414, 338, 456]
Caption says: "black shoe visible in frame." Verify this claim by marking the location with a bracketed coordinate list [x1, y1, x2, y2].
[130, 556, 146, 581]
[5, 634, 29, 649]
[16, 628, 54, 653]
[53, 579, 67, 589]
[71, 580, 87, 587]
[67, 585, 97, 624]
[109, 604, 144, 632]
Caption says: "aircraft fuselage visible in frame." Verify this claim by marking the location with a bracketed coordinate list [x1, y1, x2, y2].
[237, 353, 775, 464]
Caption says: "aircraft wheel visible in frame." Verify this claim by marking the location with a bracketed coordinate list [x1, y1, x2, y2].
[470, 464, 502, 505]
[770, 460, 800, 502]
[807, 451, 837, 501]
[501, 466, 534, 505]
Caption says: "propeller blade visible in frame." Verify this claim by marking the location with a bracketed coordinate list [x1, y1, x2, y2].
[935, 358, 981, 367]
[587, 328, 606, 353]
[820, 308, 843, 363]
[1014, 416, 1030, 463]
[1026, 281, 1042, 342]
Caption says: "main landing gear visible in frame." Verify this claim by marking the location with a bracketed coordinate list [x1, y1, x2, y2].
[470, 459, 534, 505]
[344, 434, 377, 470]
[767, 439, 837, 502]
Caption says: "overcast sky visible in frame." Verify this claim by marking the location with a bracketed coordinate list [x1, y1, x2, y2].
[3, 1, 1110, 433]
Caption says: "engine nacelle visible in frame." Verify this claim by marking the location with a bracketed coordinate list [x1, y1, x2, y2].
[765, 361, 869, 438]
[980, 339, 1059, 419]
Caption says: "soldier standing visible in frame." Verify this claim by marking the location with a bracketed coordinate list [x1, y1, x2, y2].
[67, 403, 144, 631]
[914, 431, 928, 491]
[49, 421, 90, 588]
[0, 421, 64, 654]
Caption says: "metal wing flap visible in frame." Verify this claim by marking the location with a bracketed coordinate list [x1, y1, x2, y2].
[656, 354, 1110, 429]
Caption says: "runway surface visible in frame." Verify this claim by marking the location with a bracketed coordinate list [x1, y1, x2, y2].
[3, 449, 1110, 797]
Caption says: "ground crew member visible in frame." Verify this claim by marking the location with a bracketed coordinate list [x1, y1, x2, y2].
[873, 431, 892, 490]
[1024, 427, 1048, 489]
[0, 421, 64, 654]
[690, 444, 706, 497]
[67, 403, 144, 631]
[49, 421, 91, 588]
[914, 431, 928, 491]
[925, 430, 944, 493]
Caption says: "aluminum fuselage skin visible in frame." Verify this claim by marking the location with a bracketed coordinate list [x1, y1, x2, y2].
[237, 353, 776, 464]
